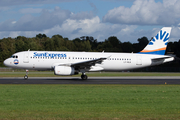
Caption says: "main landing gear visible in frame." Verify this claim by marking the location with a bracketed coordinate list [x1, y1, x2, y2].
[24, 69, 28, 80]
[81, 73, 88, 80]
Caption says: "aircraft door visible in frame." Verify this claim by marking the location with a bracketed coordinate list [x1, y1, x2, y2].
[23, 53, 29, 63]
[136, 55, 142, 65]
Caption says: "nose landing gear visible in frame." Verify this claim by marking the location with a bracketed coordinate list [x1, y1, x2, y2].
[24, 69, 28, 80]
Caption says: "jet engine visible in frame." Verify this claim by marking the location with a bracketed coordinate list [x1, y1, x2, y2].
[54, 66, 78, 75]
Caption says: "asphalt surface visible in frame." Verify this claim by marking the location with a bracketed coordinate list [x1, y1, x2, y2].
[0, 76, 180, 84]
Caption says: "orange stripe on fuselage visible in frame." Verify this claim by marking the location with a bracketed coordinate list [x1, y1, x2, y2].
[140, 47, 166, 53]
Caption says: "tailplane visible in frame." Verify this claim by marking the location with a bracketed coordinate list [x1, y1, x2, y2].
[139, 27, 172, 55]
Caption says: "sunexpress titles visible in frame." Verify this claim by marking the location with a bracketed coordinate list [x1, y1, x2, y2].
[33, 52, 67, 58]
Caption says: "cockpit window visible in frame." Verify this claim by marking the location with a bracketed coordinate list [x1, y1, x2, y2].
[11, 55, 18, 58]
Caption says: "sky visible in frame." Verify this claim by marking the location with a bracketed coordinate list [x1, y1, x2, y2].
[0, 0, 180, 43]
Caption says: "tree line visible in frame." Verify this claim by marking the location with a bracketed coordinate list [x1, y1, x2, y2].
[1, 34, 180, 70]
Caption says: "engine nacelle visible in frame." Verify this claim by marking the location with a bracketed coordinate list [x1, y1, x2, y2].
[54, 66, 78, 75]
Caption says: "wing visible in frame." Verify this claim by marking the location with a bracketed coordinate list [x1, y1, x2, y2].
[71, 57, 108, 70]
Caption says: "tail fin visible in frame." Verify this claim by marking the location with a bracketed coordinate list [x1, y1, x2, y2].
[139, 27, 172, 55]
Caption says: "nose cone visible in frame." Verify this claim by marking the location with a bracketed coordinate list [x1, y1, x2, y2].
[3, 59, 10, 67]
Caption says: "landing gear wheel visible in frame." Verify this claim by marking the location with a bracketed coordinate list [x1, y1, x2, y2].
[24, 75, 28, 80]
[24, 69, 29, 80]
[81, 75, 88, 80]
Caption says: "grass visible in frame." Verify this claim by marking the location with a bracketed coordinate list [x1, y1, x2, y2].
[1, 71, 180, 77]
[0, 85, 180, 120]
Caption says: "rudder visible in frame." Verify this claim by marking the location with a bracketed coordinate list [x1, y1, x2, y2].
[139, 27, 172, 55]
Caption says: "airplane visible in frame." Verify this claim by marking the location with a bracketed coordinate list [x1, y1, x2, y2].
[3, 27, 174, 80]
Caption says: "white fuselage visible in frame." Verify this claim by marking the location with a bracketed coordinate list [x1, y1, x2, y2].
[3, 51, 174, 72]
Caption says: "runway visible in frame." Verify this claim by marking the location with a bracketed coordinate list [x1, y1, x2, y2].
[0, 76, 180, 84]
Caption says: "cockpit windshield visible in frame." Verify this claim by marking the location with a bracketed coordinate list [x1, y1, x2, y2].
[10, 55, 18, 58]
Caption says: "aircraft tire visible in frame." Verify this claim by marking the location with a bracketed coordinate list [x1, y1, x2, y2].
[81, 75, 88, 80]
[24, 75, 28, 80]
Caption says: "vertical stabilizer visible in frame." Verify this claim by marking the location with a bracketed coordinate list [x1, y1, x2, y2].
[139, 27, 172, 55]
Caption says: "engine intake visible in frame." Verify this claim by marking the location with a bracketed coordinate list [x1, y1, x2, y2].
[54, 66, 78, 75]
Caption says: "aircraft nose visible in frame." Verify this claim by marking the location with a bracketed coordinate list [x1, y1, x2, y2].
[3, 59, 11, 67]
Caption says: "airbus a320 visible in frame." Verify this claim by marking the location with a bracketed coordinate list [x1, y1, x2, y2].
[4, 27, 174, 80]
